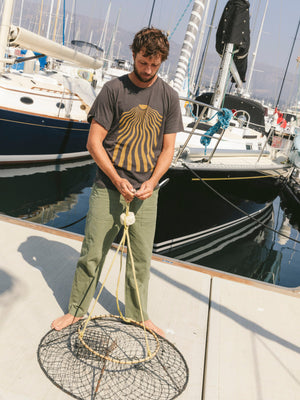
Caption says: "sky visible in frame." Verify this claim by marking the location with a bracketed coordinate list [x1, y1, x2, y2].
[4, 0, 300, 103]
[72, 0, 300, 69]
[74, 0, 300, 105]
[12, 0, 298, 69]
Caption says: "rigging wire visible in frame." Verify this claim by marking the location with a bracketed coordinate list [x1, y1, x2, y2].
[194, 0, 219, 93]
[273, 0, 284, 107]
[148, 0, 157, 27]
[250, 0, 262, 41]
[182, 162, 300, 245]
[286, 58, 300, 110]
[166, 0, 181, 35]
[168, 0, 193, 40]
[275, 17, 300, 108]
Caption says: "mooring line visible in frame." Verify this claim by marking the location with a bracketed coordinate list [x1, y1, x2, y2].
[182, 162, 300, 245]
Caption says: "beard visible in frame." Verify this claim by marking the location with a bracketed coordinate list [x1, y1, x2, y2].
[133, 63, 157, 83]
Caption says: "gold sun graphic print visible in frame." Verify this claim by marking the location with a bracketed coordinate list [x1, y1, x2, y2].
[112, 105, 163, 172]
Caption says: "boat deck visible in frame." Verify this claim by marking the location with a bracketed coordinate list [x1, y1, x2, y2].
[174, 122, 293, 174]
[174, 156, 290, 174]
[0, 215, 299, 400]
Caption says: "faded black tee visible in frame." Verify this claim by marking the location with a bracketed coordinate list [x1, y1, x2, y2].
[87, 75, 183, 190]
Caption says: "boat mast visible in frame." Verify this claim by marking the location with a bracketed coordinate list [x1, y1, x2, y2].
[98, 0, 111, 53]
[18, 0, 24, 26]
[52, 0, 61, 42]
[62, 0, 65, 45]
[106, 8, 121, 67]
[38, 0, 44, 35]
[210, 0, 250, 111]
[194, 0, 219, 94]
[210, 42, 234, 110]
[67, 0, 76, 46]
[46, 0, 55, 39]
[173, 0, 208, 93]
[275, 17, 300, 108]
[245, 0, 269, 95]
[0, 0, 14, 74]
[189, 0, 211, 91]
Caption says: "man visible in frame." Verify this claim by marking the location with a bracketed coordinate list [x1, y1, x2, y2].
[51, 27, 183, 337]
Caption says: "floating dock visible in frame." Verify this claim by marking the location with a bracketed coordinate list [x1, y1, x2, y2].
[0, 214, 299, 399]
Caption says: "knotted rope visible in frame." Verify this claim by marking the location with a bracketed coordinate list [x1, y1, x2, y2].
[200, 108, 233, 153]
[78, 203, 160, 364]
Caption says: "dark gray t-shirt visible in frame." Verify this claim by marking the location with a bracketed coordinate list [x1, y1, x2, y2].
[88, 74, 183, 190]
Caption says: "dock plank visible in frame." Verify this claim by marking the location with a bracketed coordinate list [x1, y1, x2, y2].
[0, 218, 210, 399]
[203, 277, 300, 400]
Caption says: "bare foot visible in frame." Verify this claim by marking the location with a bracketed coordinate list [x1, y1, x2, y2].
[142, 319, 165, 337]
[51, 313, 83, 331]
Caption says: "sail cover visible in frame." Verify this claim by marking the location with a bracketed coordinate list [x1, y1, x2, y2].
[216, 0, 250, 82]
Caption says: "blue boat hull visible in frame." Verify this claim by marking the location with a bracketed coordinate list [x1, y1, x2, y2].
[0, 107, 90, 163]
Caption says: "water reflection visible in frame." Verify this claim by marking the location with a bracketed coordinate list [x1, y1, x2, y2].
[0, 159, 96, 228]
[0, 160, 299, 288]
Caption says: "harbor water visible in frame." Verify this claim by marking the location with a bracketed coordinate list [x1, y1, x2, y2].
[1, 159, 299, 288]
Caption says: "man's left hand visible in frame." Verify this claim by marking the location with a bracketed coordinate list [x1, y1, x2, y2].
[135, 180, 156, 200]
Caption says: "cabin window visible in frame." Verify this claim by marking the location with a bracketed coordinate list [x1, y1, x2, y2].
[246, 144, 252, 150]
[56, 102, 65, 109]
[20, 96, 33, 105]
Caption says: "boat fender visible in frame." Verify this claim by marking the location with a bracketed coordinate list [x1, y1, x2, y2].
[120, 212, 135, 226]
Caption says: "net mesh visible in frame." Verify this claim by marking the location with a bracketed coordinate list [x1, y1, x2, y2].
[38, 316, 189, 400]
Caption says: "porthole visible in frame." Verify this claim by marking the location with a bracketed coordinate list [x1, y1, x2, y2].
[56, 102, 65, 109]
[80, 104, 86, 110]
[20, 96, 33, 105]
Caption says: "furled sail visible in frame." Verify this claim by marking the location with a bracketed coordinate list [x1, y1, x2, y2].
[9, 25, 102, 70]
[216, 0, 250, 82]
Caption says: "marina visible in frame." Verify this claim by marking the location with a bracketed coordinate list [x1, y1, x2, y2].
[0, 0, 300, 398]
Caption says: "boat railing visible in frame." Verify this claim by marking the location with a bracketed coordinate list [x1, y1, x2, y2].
[232, 109, 250, 129]
[175, 96, 294, 165]
[176, 97, 261, 164]
[174, 97, 225, 164]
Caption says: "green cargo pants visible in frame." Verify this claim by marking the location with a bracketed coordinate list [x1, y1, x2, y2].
[68, 184, 158, 322]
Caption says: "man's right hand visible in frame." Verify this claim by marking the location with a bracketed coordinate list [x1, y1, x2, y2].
[114, 178, 136, 202]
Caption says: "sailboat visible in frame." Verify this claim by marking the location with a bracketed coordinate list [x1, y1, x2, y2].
[0, 0, 102, 165]
[152, 0, 295, 259]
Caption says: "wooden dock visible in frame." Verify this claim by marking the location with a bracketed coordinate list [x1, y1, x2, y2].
[0, 214, 299, 399]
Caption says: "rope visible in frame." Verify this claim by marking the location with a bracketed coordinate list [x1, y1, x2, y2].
[78, 203, 159, 363]
[192, 174, 276, 181]
[168, 0, 193, 39]
[200, 108, 233, 151]
[183, 162, 300, 245]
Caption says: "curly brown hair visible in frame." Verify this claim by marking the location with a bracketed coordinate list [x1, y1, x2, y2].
[130, 27, 169, 62]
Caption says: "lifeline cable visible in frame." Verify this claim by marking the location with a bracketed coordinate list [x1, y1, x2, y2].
[182, 162, 300, 245]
